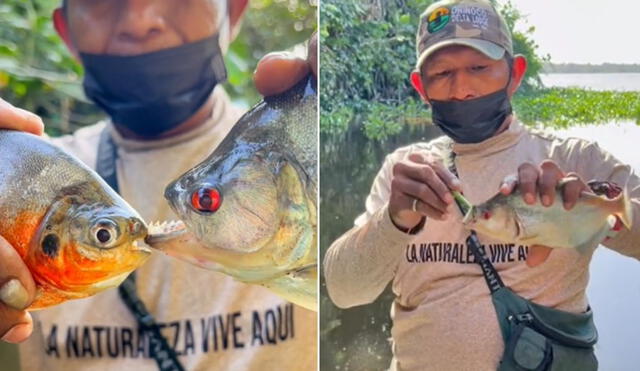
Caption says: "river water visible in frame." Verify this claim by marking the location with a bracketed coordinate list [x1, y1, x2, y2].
[541, 72, 640, 92]
[543, 74, 640, 371]
[320, 73, 640, 371]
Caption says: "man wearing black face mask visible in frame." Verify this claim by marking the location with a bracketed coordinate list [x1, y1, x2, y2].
[0, 0, 317, 370]
[324, 0, 640, 370]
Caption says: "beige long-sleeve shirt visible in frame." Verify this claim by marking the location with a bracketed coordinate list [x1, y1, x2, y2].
[19, 87, 317, 371]
[324, 119, 640, 371]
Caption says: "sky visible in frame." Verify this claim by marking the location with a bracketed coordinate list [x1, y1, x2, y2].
[509, 0, 640, 64]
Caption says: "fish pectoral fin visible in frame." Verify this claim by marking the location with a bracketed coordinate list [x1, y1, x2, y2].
[574, 223, 611, 254]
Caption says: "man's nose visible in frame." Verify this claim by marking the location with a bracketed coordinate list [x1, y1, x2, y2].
[448, 72, 476, 101]
[115, 0, 167, 43]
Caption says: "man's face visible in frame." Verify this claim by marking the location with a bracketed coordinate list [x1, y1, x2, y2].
[65, 0, 225, 56]
[420, 45, 511, 102]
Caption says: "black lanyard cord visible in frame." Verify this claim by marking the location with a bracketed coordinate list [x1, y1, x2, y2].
[448, 147, 505, 293]
[97, 128, 185, 371]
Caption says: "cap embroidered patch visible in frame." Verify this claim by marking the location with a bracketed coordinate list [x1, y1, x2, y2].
[427, 7, 451, 33]
[451, 5, 489, 30]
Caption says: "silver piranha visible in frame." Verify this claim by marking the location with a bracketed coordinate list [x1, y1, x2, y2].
[0, 130, 150, 309]
[462, 178, 633, 253]
[146, 76, 317, 311]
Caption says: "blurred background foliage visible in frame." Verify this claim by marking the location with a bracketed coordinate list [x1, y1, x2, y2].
[0, 0, 316, 136]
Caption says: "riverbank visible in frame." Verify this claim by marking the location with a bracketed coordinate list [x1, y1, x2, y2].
[320, 86, 640, 142]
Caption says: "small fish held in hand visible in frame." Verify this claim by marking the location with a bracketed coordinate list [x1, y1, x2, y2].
[461, 178, 632, 253]
[147, 76, 317, 311]
[0, 130, 150, 309]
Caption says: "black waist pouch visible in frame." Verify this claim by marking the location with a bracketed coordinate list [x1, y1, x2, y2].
[493, 287, 598, 371]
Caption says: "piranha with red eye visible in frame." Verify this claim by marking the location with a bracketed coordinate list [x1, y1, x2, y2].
[191, 188, 222, 213]
[462, 178, 632, 254]
[146, 76, 318, 311]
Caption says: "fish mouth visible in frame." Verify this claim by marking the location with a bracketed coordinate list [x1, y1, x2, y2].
[91, 271, 133, 291]
[132, 240, 152, 254]
[461, 207, 476, 225]
[145, 220, 188, 246]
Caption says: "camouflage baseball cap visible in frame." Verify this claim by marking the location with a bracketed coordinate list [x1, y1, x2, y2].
[416, 0, 513, 70]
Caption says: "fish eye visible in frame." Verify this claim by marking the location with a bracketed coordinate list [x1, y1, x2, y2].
[96, 229, 112, 243]
[91, 219, 120, 248]
[191, 187, 222, 213]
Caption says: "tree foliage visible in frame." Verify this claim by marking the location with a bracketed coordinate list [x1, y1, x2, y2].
[320, 0, 549, 139]
[0, 0, 316, 135]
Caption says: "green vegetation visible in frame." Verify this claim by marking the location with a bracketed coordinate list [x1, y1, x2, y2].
[0, 0, 316, 135]
[515, 88, 640, 128]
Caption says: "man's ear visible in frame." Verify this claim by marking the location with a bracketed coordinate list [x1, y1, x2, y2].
[410, 71, 429, 104]
[53, 8, 79, 59]
[508, 55, 528, 96]
[227, 0, 249, 41]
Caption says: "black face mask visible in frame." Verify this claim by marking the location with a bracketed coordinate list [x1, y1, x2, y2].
[429, 88, 512, 144]
[80, 34, 227, 138]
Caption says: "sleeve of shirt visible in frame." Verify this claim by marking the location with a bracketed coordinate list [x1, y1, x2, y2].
[559, 139, 640, 259]
[323, 153, 420, 309]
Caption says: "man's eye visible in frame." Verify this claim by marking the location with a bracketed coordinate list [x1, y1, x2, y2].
[471, 65, 488, 72]
[433, 70, 450, 78]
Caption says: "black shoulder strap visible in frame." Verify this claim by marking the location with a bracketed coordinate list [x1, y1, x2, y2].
[447, 147, 505, 294]
[96, 128, 185, 371]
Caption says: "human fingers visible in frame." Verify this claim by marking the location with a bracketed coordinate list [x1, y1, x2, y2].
[254, 52, 310, 96]
[391, 174, 448, 214]
[398, 156, 453, 206]
[561, 172, 589, 210]
[517, 162, 539, 205]
[0, 98, 44, 135]
[538, 160, 565, 207]
[0, 235, 36, 343]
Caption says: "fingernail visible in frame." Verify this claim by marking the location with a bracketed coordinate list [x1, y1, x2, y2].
[2, 323, 30, 343]
[542, 195, 550, 206]
[525, 194, 535, 204]
[0, 279, 29, 310]
[444, 193, 453, 204]
[451, 178, 461, 189]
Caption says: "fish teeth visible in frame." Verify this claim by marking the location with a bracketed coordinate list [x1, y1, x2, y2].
[147, 220, 186, 235]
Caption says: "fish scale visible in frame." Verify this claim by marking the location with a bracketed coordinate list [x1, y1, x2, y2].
[0, 130, 150, 309]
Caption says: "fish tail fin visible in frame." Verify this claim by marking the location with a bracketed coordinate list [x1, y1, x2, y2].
[612, 189, 633, 229]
